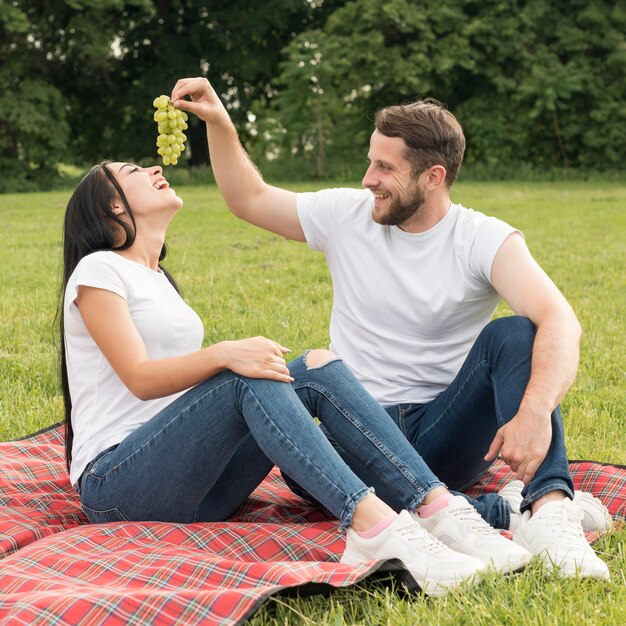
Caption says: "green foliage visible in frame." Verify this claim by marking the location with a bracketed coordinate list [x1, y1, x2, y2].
[1, 1, 625, 188]
[0, 0, 337, 188]
[0, 0, 150, 191]
[254, 0, 626, 178]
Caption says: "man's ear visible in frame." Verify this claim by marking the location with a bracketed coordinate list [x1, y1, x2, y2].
[423, 165, 447, 189]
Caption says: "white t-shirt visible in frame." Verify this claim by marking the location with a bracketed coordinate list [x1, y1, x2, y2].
[297, 188, 518, 406]
[64, 251, 204, 486]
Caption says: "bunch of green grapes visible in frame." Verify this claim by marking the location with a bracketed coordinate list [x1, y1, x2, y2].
[153, 95, 188, 166]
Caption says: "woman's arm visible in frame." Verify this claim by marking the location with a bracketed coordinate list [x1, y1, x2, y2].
[75, 286, 292, 401]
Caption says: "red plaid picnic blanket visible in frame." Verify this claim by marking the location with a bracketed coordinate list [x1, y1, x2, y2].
[1, 424, 624, 625]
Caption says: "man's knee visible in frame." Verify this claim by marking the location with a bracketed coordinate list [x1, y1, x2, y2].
[483, 316, 536, 353]
[305, 349, 341, 369]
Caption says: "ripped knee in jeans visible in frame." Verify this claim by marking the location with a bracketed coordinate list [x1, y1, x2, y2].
[305, 349, 342, 370]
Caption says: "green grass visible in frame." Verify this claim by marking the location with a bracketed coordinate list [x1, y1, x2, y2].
[0, 180, 624, 625]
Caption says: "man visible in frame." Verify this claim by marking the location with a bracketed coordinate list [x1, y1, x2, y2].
[171, 77, 610, 579]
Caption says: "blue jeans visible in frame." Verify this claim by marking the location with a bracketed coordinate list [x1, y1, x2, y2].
[286, 317, 575, 529]
[79, 356, 443, 528]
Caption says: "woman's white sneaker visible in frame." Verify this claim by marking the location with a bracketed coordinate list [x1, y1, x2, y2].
[412, 496, 532, 574]
[513, 498, 610, 580]
[340, 510, 486, 597]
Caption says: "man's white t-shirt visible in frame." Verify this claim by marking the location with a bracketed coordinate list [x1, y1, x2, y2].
[64, 251, 204, 486]
[297, 188, 518, 407]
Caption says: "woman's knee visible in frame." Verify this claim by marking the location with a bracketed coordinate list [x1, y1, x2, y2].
[304, 348, 342, 369]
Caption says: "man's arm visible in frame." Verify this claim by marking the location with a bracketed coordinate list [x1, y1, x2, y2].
[171, 77, 305, 241]
[484, 233, 582, 484]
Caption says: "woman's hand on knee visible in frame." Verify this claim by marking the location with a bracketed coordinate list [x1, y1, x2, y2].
[220, 337, 293, 383]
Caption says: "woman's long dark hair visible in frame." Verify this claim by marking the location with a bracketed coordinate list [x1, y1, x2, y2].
[58, 161, 178, 472]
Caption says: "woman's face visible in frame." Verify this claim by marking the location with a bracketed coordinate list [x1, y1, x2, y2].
[109, 162, 183, 219]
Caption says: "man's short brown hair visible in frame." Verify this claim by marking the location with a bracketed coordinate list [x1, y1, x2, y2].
[374, 99, 465, 187]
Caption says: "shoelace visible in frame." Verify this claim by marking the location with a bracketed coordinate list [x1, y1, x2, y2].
[535, 503, 586, 547]
[447, 505, 501, 537]
[395, 522, 448, 553]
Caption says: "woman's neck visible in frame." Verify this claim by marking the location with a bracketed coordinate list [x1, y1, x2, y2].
[117, 234, 165, 271]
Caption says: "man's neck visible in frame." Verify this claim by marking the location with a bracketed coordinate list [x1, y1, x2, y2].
[398, 194, 451, 233]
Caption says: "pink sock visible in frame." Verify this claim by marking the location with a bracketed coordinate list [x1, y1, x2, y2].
[417, 493, 451, 518]
[356, 513, 397, 539]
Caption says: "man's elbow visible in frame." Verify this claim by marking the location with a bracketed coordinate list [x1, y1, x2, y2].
[560, 305, 582, 345]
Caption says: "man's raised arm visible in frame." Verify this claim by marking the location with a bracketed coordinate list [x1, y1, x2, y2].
[171, 77, 305, 241]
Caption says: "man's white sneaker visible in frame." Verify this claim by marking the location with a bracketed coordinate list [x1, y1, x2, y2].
[499, 480, 613, 532]
[412, 496, 532, 574]
[340, 510, 486, 597]
[513, 498, 610, 580]
[573, 491, 613, 532]
[498, 479, 524, 514]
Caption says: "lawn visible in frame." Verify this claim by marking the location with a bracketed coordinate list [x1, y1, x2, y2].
[0, 180, 624, 625]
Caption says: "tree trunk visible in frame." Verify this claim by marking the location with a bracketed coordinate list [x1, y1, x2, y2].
[551, 109, 569, 167]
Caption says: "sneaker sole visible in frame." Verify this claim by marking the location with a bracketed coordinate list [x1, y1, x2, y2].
[513, 534, 610, 580]
[341, 556, 484, 598]
[484, 552, 532, 575]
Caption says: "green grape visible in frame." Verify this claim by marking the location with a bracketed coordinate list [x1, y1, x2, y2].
[153, 94, 188, 166]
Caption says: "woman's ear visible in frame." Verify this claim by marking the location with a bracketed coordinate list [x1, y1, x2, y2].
[112, 203, 124, 215]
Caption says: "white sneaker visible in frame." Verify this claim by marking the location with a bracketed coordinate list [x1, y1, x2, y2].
[341, 510, 486, 597]
[498, 479, 525, 515]
[412, 496, 532, 574]
[513, 499, 610, 580]
[499, 480, 613, 532]
[573, 491, 613, 532]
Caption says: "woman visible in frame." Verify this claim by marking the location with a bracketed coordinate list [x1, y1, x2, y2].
[59, 161, 529, 597]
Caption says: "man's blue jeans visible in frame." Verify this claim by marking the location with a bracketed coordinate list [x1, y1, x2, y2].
[285, 317, 575, 529]
[79, 354, 444, 528]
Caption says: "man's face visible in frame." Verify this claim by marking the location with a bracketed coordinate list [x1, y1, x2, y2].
[362, 130, 424, 226]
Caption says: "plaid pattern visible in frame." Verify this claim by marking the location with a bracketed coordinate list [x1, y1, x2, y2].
[1, 425, 624, 625]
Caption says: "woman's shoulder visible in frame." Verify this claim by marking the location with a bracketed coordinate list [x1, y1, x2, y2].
[70, 251, 127, 287]
[74, 250, 121, 273]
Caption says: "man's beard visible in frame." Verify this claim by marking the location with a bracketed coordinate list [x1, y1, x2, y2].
[372, 183, 425, 226]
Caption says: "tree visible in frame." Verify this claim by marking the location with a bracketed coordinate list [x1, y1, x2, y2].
[0, 0, 150, 191]
[0, 0, 344, 188]
[256, 0, 626, 176]
[71, 0, 345, 166]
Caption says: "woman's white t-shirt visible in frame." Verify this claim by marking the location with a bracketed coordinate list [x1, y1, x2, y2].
[64, 251, 204, 486]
